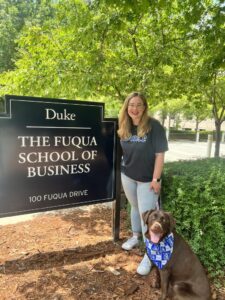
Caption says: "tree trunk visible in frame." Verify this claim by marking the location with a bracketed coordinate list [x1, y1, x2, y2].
[195, 119, 199, 142]
[161, 110, 167, 127]
[166, 115, 171, 141]
[214, 121, 221, 157]
[0, 97, 4, 112]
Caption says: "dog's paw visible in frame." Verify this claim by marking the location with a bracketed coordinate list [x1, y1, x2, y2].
[147, 267, 160, 288]
[151, 276, 160, 289]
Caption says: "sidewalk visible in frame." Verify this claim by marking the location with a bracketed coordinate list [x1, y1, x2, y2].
[0, 141, 224, 225]
[166, 140, 225, 162]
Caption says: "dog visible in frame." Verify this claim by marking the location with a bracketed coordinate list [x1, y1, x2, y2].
[143, 209, 211, 300]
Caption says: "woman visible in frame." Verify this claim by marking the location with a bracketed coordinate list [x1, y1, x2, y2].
[118, 91, 168, 275]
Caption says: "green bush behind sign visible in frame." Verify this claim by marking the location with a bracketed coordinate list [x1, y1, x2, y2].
[161, 158, 225, 280]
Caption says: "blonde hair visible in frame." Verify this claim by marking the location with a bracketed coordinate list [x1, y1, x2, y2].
[117, 92, 151, 139]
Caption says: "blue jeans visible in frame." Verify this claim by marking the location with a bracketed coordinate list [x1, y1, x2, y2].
[121, 173, 159, 241]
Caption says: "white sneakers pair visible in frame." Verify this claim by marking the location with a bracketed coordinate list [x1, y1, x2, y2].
[122, 236, 151, 275]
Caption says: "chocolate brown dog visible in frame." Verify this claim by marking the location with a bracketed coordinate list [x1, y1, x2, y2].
[143, 209, 211, 300]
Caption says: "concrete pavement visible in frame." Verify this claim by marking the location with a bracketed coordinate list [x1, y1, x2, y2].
[166, 140, 225, 162]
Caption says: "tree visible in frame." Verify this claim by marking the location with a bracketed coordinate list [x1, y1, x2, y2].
[0, 0, 224, 157]
[204, 73, 225, 156]
[190, 1, 225, 156]
[182, 94, 212, 132]
[0, 1, 207, 104]
[0, 0, 49, 72]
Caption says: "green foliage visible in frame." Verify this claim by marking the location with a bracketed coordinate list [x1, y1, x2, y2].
[169, 129, 215, 141]
[161, 158, 225, 280]
[0, 0, 224, 154]
[0, 0, 53, 72]
[0, 0, 213, 101]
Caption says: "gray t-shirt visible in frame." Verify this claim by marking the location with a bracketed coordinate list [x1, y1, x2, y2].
[120, 118, 168, 182]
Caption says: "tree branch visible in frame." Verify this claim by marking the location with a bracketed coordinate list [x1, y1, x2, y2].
[128, 14, 143, 58]
[219, 107, 225, 124]
[131, 36, 139, 57]
[114, 85, 124, 101]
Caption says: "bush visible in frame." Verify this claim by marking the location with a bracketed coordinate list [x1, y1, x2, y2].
[169, 129, 215, 141]
[161, 158, 225, 280]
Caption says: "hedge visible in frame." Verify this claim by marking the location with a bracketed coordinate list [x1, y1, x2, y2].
[168, 129, 215, 141]
[161, 158, 225, 281]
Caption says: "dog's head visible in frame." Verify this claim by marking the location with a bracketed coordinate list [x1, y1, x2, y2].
[143, 210, 176, 244]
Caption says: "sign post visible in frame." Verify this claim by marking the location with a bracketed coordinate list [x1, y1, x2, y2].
[0, 95, 120, 239]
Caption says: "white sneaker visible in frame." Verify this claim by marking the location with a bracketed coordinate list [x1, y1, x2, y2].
[121, 236, 139, 251]
[137, 253, 151, 275]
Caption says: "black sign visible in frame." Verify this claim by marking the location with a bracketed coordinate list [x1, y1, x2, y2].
[0, 95, 117, 217]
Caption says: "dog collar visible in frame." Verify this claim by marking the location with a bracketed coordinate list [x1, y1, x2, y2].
[145, 233, 174, 270]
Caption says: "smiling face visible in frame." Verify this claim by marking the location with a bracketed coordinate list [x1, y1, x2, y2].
[127, 96, 146, 125]
[143, 210, 176, 244]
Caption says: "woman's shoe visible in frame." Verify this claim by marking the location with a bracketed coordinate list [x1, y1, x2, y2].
[136, 253, 151, 275]
[121, 236, 139, 251]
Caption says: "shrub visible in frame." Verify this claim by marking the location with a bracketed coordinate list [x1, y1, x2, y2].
[161, 158, 225, 280]
[169, 129, 215, 141]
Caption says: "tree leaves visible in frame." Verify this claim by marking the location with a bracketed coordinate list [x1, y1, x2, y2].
[0, 0, 224, 155]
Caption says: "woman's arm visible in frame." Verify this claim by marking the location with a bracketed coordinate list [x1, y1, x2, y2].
[150, 152, 165, 194]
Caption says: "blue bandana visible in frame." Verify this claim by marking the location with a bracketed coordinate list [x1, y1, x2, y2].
[145, 233, 174, 270]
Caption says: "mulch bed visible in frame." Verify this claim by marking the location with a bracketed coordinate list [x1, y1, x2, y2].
[0, 205, 224, 299]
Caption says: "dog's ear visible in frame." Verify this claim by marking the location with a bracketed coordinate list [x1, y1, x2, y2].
[165, 212, 176, 232]
[142, 209, 155, 225]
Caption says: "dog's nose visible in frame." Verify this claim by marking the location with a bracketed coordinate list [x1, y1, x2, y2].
[151, 222, 163, 233]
